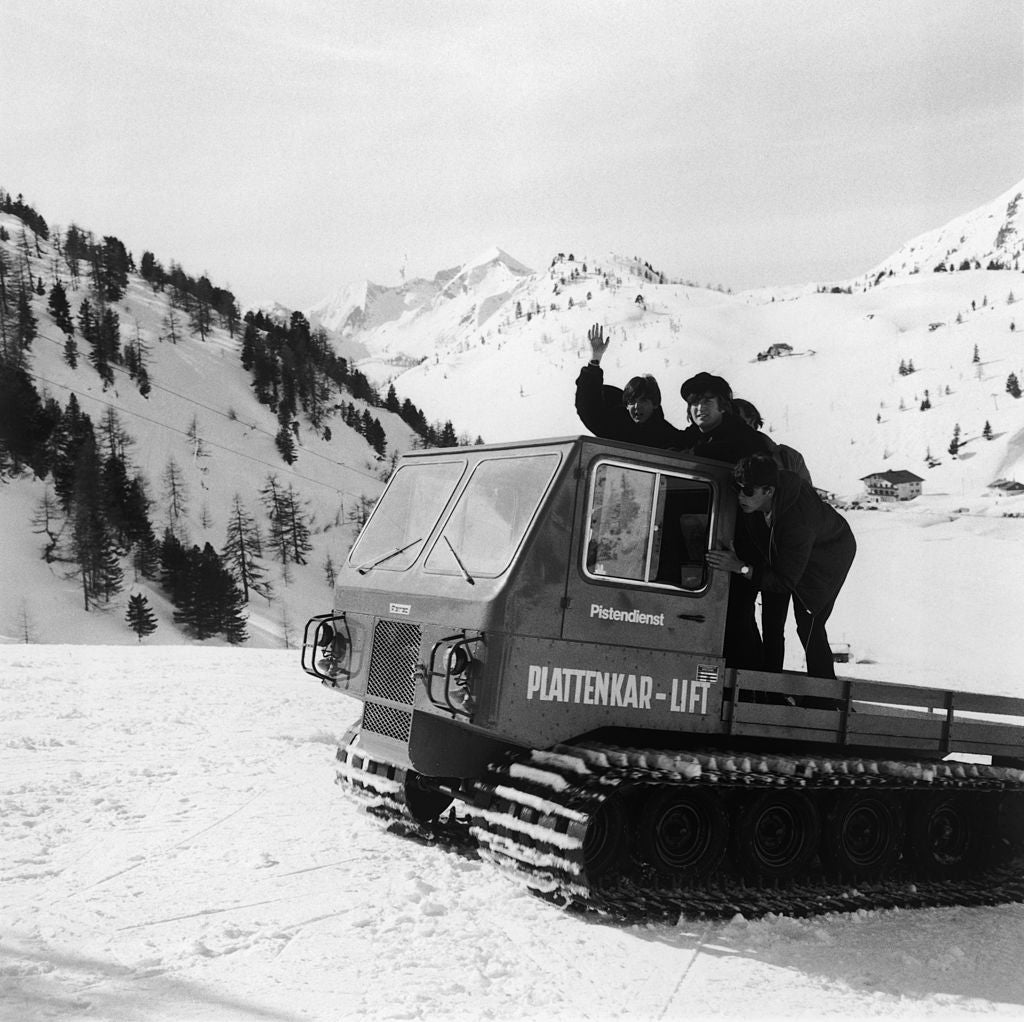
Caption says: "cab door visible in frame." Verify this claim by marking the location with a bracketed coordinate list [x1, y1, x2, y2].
[561, 449, 732, 655]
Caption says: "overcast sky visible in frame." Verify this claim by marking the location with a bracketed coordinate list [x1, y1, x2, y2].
[4, 0, 1022, 311]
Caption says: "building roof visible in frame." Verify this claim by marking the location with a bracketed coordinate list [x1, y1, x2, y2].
[860, 469, 925, 484]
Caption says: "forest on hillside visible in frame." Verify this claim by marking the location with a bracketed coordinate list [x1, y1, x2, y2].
[0, 190, 477, 642]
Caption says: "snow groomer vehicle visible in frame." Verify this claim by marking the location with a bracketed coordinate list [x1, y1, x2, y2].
[302, 436, 1024, 917]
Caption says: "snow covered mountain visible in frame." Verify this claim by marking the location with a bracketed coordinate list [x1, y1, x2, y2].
[306, 247, 534, 371]
[861, 179, 1024, 282]
[302, 198, 1024, 506]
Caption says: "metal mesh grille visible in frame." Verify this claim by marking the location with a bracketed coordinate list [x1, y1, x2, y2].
[362, 701, 412, 743]
[366, 620, 420, 706]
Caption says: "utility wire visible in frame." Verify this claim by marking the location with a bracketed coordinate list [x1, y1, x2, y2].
[26, 367, 379, 503]
[30, 326, 391, 485]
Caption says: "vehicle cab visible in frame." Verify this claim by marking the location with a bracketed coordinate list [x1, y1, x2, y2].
[302, 436, 737, 777]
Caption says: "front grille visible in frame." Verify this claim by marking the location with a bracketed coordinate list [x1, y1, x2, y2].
[363, 700, 412, 743]
[366, 620, 420, 706]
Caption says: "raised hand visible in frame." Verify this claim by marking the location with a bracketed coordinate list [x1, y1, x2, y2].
[587, 323, 610, 363]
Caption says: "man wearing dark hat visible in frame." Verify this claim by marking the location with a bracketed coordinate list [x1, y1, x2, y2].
[675, 372, 771, 463]
[670, 372, 772, 670]
[707, 453, 856, 680]
[574, 324, 686, 448]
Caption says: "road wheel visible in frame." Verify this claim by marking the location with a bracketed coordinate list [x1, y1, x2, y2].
[637, 788, 729, 877]
[994, 791, 1024, 861]
[821, 791, 904, 881]
[733, 791, 819, 880]
[582, 795, 628, 880]
[907, 792, 975, 879]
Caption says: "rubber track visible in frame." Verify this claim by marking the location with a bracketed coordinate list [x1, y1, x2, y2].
[336, 736, 1024, 920]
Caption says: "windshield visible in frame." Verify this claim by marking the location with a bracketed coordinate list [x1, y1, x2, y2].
[347, 460, 466, 572]
[424, 454, 560, 578]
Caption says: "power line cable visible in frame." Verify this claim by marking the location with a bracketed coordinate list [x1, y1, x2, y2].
[25, 367, 379, 503]
[30, 326, 391, 484]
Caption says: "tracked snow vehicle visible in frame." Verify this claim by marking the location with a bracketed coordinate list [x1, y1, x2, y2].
[301, 436, 1024, 917]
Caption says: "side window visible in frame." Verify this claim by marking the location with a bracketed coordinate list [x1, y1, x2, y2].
[584, 461, 712, 591]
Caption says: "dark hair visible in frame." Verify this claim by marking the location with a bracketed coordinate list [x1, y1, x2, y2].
[732, 398, 763, 430]
[734, 453, 779, 489]
[622, 374, 661, 407]
[680, 371, 733, 410]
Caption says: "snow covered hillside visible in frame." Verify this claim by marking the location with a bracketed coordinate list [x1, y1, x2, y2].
[5, 643, 1024, 1022]
[0, 207, 418, 647]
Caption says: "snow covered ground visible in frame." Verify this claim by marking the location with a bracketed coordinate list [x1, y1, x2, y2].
[5, 564, 1024, 1022]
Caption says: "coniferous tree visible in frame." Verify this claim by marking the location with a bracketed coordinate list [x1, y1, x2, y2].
[261, 475, 311, 565]
[948, 423, 962, 459]
[99, 306, 122, 365]
[99, 236, 131, 302]
[0, 358, 57, 477]
[160, 529, 189, 605]
[188, 293, 212, 341]
[438, 420, 458, 447]
[346, 494, 376, 529]
[161, 457, 189, 529]
[983, 420, 993, 440]
[323, 553, 337, 588]
[63, 333, 79, 368]
[222, 578, 249, 645]
[0, 250, 12, 335]
[170, 543, 206, 637]
[49, 395, 95, 509]
[240, 320, 258, 371]
[64, 224, 86, 280]
[162, 307, 182, 345]
[126, 592, 158, 641]
[171, 542, 247, 641]
[69, 434, 123, 608]
[222, 494, 272, 601]
[131, 528, 162, 581]
[48, 281, 75, 336]
[31, 486, 65, 563]
[275, 424, 297, 464]
[15, 284, 37, 352]
[282, 483, 312, 565]
[1007, 372, 1022, 399]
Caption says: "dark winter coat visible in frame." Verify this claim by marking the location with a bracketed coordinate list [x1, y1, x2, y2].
[673, 413, 772, 465]
[574, 364, 686, 449]
[747, 470, 857, 615]
[757, 434, 813, 485]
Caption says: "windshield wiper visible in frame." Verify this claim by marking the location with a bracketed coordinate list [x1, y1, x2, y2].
[444, 536, 475, 585]
[356, 537, 423, 575]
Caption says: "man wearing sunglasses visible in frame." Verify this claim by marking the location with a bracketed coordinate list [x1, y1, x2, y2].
[731, 397, 812, 673]
[706, 453, 856, 680]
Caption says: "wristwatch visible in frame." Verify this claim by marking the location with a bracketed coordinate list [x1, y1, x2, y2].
[739, 564, 752, 578]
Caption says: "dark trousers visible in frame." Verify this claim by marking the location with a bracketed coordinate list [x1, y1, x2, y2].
[760, 590, 790, 672]
[792, 593, 838, 679]
[724, 577, 763, 670]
